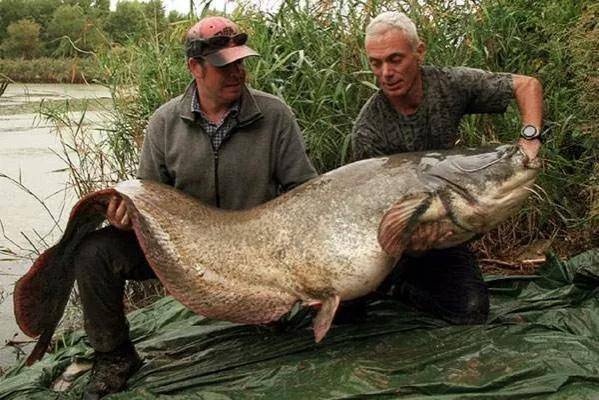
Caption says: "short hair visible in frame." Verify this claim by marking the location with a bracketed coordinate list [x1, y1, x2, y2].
[366, 11, 420, 50]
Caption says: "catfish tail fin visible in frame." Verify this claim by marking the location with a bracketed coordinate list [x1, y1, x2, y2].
[14, 188, 116, 365]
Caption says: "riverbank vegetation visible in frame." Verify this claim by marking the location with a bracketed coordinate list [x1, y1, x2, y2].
[0, 0, 187, 82]
[103, 0, 597, 260]
[0, 57, 101, 83]
[4, 0, 598, 264]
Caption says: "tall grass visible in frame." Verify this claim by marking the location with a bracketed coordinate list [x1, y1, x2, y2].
[54, 0, 596, 257]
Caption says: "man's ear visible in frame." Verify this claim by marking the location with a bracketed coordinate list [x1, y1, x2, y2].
[415, 41, 426, 65]
[188, 58, 205, 79]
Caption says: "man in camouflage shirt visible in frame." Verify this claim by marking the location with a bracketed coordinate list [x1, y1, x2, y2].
[351, 11, 543, 325]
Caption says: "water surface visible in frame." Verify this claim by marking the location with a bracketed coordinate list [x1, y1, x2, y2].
[0, 83, 111, 370]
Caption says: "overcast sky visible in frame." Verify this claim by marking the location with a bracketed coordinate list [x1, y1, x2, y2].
[110, 0, 283, 15]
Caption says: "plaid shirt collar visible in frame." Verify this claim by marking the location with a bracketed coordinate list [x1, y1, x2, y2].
[191, 85, 240, 126]
[191, 85, 240, 150]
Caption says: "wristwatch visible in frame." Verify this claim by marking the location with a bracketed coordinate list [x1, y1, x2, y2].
[520, 124, 541, 140]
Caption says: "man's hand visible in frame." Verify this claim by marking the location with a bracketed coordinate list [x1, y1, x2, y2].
[518, 137, 541, 163]
[106, 196, 132, 230]
[407, 223, 453, 255]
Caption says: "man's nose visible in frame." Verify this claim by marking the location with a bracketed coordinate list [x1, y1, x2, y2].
[382, 62, 393, 78]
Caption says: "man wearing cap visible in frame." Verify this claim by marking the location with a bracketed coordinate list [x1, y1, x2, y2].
[74, 16, 316, 399]
[348, 11, 543, 325]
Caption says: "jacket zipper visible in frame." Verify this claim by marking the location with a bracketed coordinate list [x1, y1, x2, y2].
[213, 149, 220, 208]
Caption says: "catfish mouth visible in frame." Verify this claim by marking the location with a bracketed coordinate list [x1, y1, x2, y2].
[486, 164, 538, 213]
[425, 145, 540, 234]
[483, 146, 540, 209]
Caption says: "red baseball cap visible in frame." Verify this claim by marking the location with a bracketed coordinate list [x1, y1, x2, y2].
[186, 16, 259, 67]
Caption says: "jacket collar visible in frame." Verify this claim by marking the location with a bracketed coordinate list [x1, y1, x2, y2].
[178, 80, 262, 127]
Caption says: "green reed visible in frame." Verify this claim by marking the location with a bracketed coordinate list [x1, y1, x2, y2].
[53, 0, 596, 256]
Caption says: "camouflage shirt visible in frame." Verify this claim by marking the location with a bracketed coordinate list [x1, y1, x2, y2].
[351, 66, 514, 160]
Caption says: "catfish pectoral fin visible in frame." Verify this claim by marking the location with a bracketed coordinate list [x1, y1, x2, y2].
[378, 193, 432, 257]
[312, 294, 340, 343]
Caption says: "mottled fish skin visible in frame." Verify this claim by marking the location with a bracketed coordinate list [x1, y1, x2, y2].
[15, 144, 539, 364]
[115, 143, 538, 333]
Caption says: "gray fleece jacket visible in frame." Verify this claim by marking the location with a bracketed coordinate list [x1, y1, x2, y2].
[137, 81, 317, 210]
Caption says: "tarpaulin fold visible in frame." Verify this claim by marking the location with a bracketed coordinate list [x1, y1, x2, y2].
[1, 249, 598, 399]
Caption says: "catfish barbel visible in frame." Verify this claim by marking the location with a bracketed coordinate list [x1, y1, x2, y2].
[15, 143, 540, 364]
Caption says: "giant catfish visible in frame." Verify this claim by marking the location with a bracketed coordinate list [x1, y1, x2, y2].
[15, 143, 540, 364]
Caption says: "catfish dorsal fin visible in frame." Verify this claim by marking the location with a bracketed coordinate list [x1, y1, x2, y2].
[378, 193, 432, 257]
[312, 294, 340, 343]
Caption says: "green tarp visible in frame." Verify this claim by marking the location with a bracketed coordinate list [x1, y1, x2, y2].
[1, 250, 598, 399]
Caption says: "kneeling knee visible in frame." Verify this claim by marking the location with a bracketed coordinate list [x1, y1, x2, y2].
[446, 291, 490, 325]
[74, 228, 119, 276]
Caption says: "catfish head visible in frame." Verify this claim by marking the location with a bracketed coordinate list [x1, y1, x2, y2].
[378, 144, 540, 257]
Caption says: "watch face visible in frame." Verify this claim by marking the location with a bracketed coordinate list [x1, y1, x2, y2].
[522, 125, 539, 139]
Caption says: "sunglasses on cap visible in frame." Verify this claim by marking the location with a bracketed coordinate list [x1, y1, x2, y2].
[186, 33, 249, 59]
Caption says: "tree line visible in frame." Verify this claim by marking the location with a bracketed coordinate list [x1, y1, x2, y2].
[0, 0, 187, 58]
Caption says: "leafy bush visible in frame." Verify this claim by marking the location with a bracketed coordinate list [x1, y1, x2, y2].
[45, 4, 107, 57]
[1, 18, 42, 59]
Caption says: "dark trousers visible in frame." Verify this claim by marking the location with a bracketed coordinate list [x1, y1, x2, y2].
[75, 226, 155, 352]
[386, 245, 489, 324]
